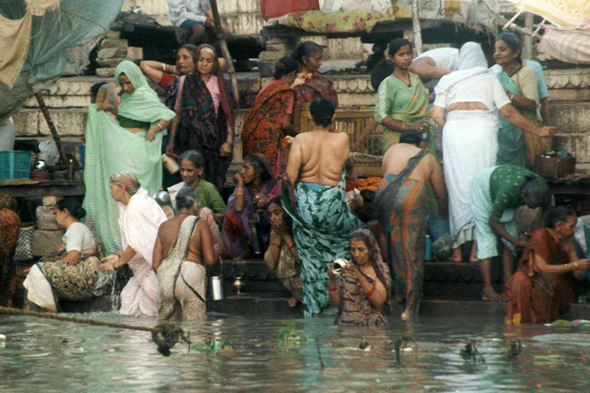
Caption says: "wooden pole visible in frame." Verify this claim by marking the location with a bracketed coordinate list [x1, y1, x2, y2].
[35, 93, 67, 165]
[411, 0, 423, 55]
[209, 0, 241, 108]
[523, 12, 534, 59]
[480, 0, 533, 37]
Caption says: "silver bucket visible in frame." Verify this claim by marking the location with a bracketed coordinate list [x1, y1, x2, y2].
[211, 276, 224, 301]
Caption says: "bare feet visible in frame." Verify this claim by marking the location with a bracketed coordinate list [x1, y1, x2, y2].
[286, 297, 297, 307]
[401, 309, 412, 320]
[449, 247, 463, 262]
[482, 286, 504, 302]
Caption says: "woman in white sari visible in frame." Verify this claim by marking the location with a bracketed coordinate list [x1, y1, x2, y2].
[99, 171, 167, 318]
[432, 43, 554, 267]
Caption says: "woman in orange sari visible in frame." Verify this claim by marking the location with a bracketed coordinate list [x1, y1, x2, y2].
[242, 57, 301, 175]
[291, 41, 339, 129]
[505, 206, 590, 324]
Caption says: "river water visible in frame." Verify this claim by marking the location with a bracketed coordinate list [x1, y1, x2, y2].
[1, 313, 589, 392]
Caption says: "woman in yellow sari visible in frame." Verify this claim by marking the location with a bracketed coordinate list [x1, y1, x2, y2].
[374, 38, 433, 154]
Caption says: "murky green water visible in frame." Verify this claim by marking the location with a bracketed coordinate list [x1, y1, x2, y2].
[1, 313, 590, 392]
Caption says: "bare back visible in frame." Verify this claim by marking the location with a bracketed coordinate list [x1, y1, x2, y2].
[382, 143, 445, 200]
[286, 130, 349, 186]
[154, 215, 216, 270]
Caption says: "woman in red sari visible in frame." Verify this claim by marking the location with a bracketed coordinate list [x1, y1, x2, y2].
[291, 41, 339, 129]
[242, 57, 301, 175]
[505, 206, 590, 324]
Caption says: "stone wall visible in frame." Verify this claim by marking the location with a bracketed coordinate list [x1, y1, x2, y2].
[12, 67, 590, 172]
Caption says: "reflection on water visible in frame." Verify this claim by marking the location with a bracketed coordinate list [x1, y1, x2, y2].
[1, 314, 590, 392]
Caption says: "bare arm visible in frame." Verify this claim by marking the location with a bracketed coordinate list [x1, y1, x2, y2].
[431, 105, 446, 129]
[327, 266, 341, 307]
[489, 216, 525, 247]
[428, 156, 448, 218]
[100, 246, 137, 272]
[350, 265, 387, 309]
[533, 252, 590, 275]
[499, 104, 555, 137]
[380, 116, 409, 133]
[152, 230, 164, 272]
[281, 114, 298, 137]
[509, 94, 537, 111]
[409, 58, 453, 81]
[286, 136, 303, 185]
[165, 107, 181, 154]
[60, 250, 82, 265]
[233, 176, 245, 213]
[96, 102, 118, 116]
[140, 61, 177, 84]
[197, 220, 217, 267]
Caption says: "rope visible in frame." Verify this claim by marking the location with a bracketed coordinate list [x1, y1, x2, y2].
[56, 7, 108, 32]
[0, 306, 190, 357]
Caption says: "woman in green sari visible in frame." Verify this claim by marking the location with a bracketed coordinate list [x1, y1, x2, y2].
[83, 61, 176, 255]
[374, 38, 433, 154]
[491, 32, 540, 168]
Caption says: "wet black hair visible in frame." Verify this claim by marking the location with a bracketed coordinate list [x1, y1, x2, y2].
[310, 97, 335, 127]
[544, 206, 576, 228]
[291, 41, 323, 66]
[274, 57, 301, 80]
[388, 38, 412, 58]
[399, 129, 422, 147]
[496, 32, 522, 61]
[90, 82, 108, 103]
[176, 187, 201, 211]
[56, 197, 86, 220]
[522, 176, 550, 210]
[179, 150, 205, 168]
[244, 155, 272, 184]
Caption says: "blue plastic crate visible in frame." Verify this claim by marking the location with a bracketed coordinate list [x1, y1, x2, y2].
[0, 151, 32, 182]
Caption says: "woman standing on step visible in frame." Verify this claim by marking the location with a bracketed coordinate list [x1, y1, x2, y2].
[166, 44, 236, 190]
[328, 229, 391, 327]
[291, 41, 339, 130]
[23, 197, 104, 313]
[242, 57, 302, 176]
[84, 61, 175, 256]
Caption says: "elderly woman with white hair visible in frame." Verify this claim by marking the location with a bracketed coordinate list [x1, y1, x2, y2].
[99, 171, 167, 318]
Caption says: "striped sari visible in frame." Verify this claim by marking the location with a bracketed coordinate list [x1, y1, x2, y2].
[375, 149, 428, 315]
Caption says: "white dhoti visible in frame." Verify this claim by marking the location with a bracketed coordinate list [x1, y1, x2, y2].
[120, 256, 159, 318]
[470, 166, 518, 260]
[23, 265, 57, 312]
[443, 110, 498, 248]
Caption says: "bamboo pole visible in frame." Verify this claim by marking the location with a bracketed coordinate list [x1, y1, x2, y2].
[523, 13, 534, 59]
[479, 0, 533, 36]
[209, 0, 241, 108]
[411, 0, 423, 55]
[35, 93, 67, 165]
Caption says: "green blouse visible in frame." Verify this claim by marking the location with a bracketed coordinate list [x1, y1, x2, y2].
[116, 115, 151, 130]
[489, 165, 538, 219]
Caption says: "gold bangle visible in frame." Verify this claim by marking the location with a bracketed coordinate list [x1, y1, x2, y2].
[157, 123, 163, 130]
[574, 261, 579, 269]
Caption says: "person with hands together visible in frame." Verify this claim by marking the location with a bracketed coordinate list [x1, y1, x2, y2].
[328, 229, 391, 327]
[506, 207, 590, 324]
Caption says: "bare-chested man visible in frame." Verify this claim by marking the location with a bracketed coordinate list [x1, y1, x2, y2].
[375, 130, 446, 320]
[153, 187, 217, 321]
[285, 97, 366, 318]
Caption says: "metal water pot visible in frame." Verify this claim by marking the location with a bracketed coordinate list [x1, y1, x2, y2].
[211, 276, 225, 301]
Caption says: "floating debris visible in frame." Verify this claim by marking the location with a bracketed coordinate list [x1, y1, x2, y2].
[192, 339, 234, 354]
[460, 341, 485, 363]
[508, 341, 522, 359]
[277, 323, 308, 348]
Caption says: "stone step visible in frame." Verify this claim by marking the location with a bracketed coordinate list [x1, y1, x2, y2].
[59, 295, 590, 321]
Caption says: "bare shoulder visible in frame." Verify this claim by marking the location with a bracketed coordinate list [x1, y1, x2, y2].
[335, 132, 349, 143]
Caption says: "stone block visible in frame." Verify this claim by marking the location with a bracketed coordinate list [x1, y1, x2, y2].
[106, 30, 121, 39]
[36, 206, 59, 231]
[97, 48, 128, 59]
[96, 68, 116, 78]
[38, 109, 87, 137]
[97, 57, 127, 68]
[43, 196, 59, 206]
[257, 61, 277, 77]
[12, 110, 39, 136]
[266, 43, 288, 52]
[32, 229, 64, 257]
[126, 47, 144, 60]
[259, 50, 289, 62]
[101, 38, 128, 49]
